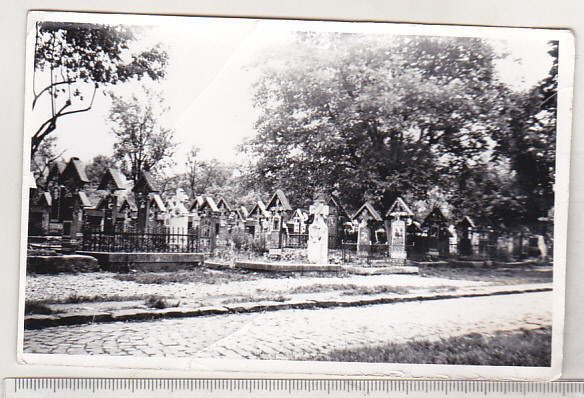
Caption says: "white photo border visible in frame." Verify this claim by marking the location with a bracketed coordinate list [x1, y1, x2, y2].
[17, 10, 575, 381]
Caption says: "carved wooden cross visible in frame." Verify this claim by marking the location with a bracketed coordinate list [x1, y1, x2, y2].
[309, 201, 329, 218]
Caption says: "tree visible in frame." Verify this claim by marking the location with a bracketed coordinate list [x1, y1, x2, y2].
[174, 155, 253, 205]
[31, 21, 168, 158]
[84, 154, 117, 188]
[182, 146, 201, 198]
[186, 159, 233, 196]
[156, 170, 182, 198]
[487, 41, 558, 229]
[245, 33, 504, 212]
[109, 88, 176, 184]
[30, 136, 64, 190]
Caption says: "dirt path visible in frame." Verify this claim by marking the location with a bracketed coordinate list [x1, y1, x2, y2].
[26, 270, 494, 309]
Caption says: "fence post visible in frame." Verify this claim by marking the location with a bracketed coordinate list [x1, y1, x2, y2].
[81, 224, 86, 251]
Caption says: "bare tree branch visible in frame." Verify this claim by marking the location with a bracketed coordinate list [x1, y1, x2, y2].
[32, 80, 75, 109]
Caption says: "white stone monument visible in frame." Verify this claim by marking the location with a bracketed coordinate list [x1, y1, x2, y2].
[357, 218, 371, 253]
[308, 199, 329, 264]
[386, 197, 413, 262]
[390, 218, 407, 260]
[537, 235, 548, 260]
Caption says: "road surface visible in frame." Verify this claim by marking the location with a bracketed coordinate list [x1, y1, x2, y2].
[23, 291, 552, 360]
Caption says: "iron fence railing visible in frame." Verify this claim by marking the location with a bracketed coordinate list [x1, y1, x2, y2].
[340, 240, 533, 264]
[75, 223, 548, 260]
[82, 227, 199, 253]
[341, 241, 391, 266]
[286, 233, 309, 248]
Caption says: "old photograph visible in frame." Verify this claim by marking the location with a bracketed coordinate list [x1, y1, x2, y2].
[19, 12, 573, 378]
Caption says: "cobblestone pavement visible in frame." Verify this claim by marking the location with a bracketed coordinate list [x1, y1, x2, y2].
[26, 271, 493, 309]
[23, 291, 552, 360]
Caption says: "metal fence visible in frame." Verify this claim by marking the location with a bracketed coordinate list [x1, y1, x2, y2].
[341, 242, 391, 266]
[286, 233, 309, 248]
[341, 239, 536, 265]
[82, 227, 199, 253]
[77, 224, 546, 260]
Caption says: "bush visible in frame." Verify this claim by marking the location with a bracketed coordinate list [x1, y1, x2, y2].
[280, 250, 308, 263]
[228, 229, 267, 255]
[25, 300, 54, 315]
[251, 235, 267, 255]
[231, 229, 250, 251]
[145, 295, 171, 309]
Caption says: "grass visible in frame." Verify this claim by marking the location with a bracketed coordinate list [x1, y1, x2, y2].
[25, 300, 56, 315]
[26, 293, 179, 312]
[114, 268, 255, 285]
[145, 295, 179, 309]
[307, 327, 551, 366]
[420, 266, 553, 285]
[61, 293, 147, 303]
[286, 283, 411, 296]
[219, 283, 413, 304]
[341, 285, 411, 296]
[112, 267, 350, 285]
[288, 283, 358, 294]
[109, 261, 550, 287]
[427, 285, 458, 293]
[222, 294, 290, 304]
[26, 294, 149, 306]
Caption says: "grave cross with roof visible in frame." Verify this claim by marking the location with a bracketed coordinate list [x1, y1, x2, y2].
[386, 197, 414, 220]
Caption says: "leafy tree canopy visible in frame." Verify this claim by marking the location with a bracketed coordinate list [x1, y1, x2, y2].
[30, 136, 64, 190]
[487, 41, 558, 228]
[244, 33, 557, 231]
[31, 21, 168, 158]
[246, 35, 500, 208]
[84, 154, 117, 188]
[109, 87, 176, 185]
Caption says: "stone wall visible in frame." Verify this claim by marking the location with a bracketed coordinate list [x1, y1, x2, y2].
[27, 255, 100, 274]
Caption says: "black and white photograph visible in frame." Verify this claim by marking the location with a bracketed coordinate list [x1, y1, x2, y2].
[19, 11, 573, 378]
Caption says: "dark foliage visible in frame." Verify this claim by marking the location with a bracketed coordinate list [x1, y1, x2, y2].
[309, 327, 551, 366]
[31, 21, 168, 158]
[244, 34, 558, 231]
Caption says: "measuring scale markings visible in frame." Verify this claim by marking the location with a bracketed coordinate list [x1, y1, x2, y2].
[5, 379, 584, 397]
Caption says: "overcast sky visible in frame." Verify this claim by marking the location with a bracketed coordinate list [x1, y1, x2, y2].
[27, 14, 555, 171]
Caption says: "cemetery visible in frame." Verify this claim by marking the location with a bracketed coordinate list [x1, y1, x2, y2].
[20, 20, 561, 366]
[27, 156, 552, 274]
[25, 157, 553, 359]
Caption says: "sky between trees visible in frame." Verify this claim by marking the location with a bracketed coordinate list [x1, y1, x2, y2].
[27, 14, 564, 231]
[27, 16, 554, 168]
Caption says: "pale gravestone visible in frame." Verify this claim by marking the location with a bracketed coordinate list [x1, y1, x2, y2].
[537, 235, 548, 260]
[386, 197, 413, 262]
[357, 218, 371, 253]
[308, 200, 329, 264]
[390, 218, 406, 260]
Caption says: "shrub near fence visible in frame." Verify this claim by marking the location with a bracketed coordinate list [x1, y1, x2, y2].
[284, 234, 340, 249]
[82, 227, 199, 253]
[341, 240, 526, 265]
[286, 233, 308, 248]
[341, 241, 391, 266]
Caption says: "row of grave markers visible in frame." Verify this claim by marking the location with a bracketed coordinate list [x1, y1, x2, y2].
[28, 157, 551, 262]
[27, 159, 350, 253]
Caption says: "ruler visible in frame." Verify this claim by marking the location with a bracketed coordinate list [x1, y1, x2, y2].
[4, 379, 584, 397]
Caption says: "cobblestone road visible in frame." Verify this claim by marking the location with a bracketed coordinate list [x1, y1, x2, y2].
[23, 291, 552, 360]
